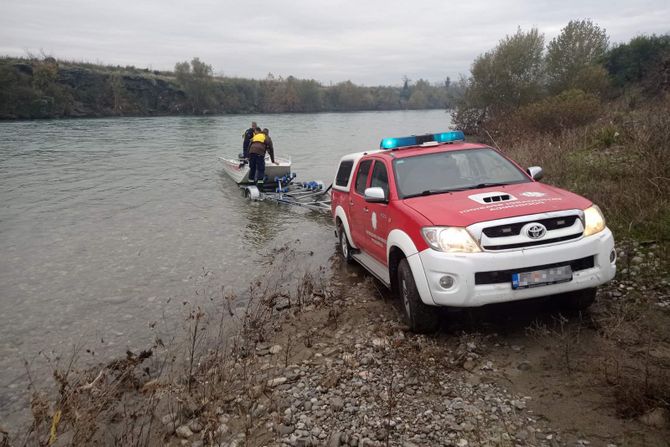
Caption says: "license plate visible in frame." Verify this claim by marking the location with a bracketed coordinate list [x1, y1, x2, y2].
[512, 265, 572, 289]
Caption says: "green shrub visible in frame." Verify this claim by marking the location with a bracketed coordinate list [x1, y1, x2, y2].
[546, 19, 609, 95]
[591, 125, 620, 148]
[511, 89, 601, 134]
[451, 105, 489, 135]
[604, 34, 670, 91]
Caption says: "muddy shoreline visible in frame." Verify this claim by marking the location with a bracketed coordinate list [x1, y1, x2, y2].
[4, 241, 669, 447]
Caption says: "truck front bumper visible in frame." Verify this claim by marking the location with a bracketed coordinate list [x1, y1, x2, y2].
[413, 229, 616, 307]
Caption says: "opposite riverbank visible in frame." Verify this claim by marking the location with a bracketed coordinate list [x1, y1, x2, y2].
[0, 56, 450, 120]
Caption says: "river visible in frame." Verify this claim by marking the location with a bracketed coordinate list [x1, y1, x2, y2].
[0, 109, 451, 428]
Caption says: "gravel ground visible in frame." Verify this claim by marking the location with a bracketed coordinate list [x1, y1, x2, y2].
[9, 241, 668, 446]
[159, 276, 569, 447]
[157, 240, 668, 447]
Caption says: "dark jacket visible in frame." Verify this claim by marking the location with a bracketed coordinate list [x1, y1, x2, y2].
[249, 136, 275, 163]
[265, 136, 275, 163]
[242, 128, 254, 150]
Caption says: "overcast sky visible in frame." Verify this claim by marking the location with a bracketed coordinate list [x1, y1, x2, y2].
[1, 0, 668, 86]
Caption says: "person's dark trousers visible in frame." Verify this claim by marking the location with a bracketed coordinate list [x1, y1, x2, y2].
[248, 153, 265, 185]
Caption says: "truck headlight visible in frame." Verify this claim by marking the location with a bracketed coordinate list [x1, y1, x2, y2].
[421, 227, 481, 253]
[583, 205, 606, 236]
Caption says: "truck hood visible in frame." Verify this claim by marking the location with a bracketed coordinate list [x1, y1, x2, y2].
[402, 182, 592, 227]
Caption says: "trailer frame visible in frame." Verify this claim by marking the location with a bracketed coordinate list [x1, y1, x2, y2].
[241, 176, 332, 212]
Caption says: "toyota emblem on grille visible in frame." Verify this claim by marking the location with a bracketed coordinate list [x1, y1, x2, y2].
[525, 223, 547, 239]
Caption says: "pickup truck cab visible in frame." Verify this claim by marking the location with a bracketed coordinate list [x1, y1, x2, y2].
[331, 131, 616, 332]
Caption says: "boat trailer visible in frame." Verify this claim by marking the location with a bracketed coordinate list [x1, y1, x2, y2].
[241, 173, 332, 212]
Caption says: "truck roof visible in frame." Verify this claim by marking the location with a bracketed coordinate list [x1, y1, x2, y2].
[340, 142, 490, 162]
[376, 142, 489, 159]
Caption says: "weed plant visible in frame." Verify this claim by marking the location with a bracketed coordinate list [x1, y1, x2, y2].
[488, 95, 670, 242]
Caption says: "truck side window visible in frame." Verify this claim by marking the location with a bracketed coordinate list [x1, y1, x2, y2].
[354, 160, 373, 195]
[335, 160, 354, 187]
[370, 161, 389, 198]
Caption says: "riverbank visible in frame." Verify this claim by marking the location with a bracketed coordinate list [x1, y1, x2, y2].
[7, 239, 669, 447]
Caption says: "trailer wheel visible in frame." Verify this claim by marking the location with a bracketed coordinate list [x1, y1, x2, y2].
[338, 225, 354, 264]
[398, 259, 439, 333]
[244, 186, 260, 201]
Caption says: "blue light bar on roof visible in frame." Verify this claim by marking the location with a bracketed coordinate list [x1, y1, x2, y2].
[379, 130, 464, 149]
[434, 131, 465, 143]
[380, 135, 417, 149]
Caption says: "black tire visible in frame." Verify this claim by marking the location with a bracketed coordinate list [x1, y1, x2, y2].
[398, 259, 440, 333]
[338, 224, 354, 264]
[562, 288, 597, 311]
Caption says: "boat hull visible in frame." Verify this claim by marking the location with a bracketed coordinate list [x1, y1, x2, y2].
[218, 156, 291, 184]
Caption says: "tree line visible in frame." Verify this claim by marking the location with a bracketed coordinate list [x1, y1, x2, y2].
[0, 56, 453, 119]
[3, 24, 666, 121]
[451, 20, 670, 134]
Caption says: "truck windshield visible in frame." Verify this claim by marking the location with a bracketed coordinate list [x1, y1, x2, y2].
[393, 148, 531, 199]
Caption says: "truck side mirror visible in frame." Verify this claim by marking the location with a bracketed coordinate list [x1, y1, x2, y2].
[364, 187, 386, 203]
[527, 166, 544, 181]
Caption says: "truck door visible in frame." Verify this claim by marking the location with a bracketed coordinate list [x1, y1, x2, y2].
[349, 159, 373, 249]
[365, 160, 390, 265]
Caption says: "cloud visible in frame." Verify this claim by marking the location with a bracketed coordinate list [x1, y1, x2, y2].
[1, 0, 668, 85]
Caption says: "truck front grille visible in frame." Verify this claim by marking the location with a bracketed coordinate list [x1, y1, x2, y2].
[482, 233, 582, 250]
[474, 212, 584, 251]
[482, 215, 579, 238]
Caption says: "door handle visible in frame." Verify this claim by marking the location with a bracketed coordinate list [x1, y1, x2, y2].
[364, 207, 369, 213]
[349, 200, 354, 206]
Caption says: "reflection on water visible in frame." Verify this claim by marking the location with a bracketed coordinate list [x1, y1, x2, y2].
[240, 194, 289, 249]
[0, 109, 451, 426]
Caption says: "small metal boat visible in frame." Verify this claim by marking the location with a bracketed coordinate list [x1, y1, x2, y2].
[218, 155, 292, 184]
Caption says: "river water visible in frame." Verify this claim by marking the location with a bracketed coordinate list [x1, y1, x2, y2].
[0, 109, 451, 426]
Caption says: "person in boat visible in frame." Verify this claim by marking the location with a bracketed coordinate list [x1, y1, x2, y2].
[262, 128, 274, 158]
[248, 127, 278, 187]
[242, 121, 257, 160]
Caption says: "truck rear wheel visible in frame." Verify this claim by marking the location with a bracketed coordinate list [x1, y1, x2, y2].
[398, 259, 440, 333]
[338, 224, 354, 264]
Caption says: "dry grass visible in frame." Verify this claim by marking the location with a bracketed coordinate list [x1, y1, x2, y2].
[12, 248, 335, 446]
[482, 94, 670, 241]
[592, 286, 670, 419]
[10, 52, 171, 78]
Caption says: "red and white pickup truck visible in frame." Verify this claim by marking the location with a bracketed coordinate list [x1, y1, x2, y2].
[331, 131, 616, 332]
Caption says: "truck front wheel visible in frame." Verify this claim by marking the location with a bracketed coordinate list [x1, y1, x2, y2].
[338, 224, 354, 264]
[398, 259, 440, 333]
